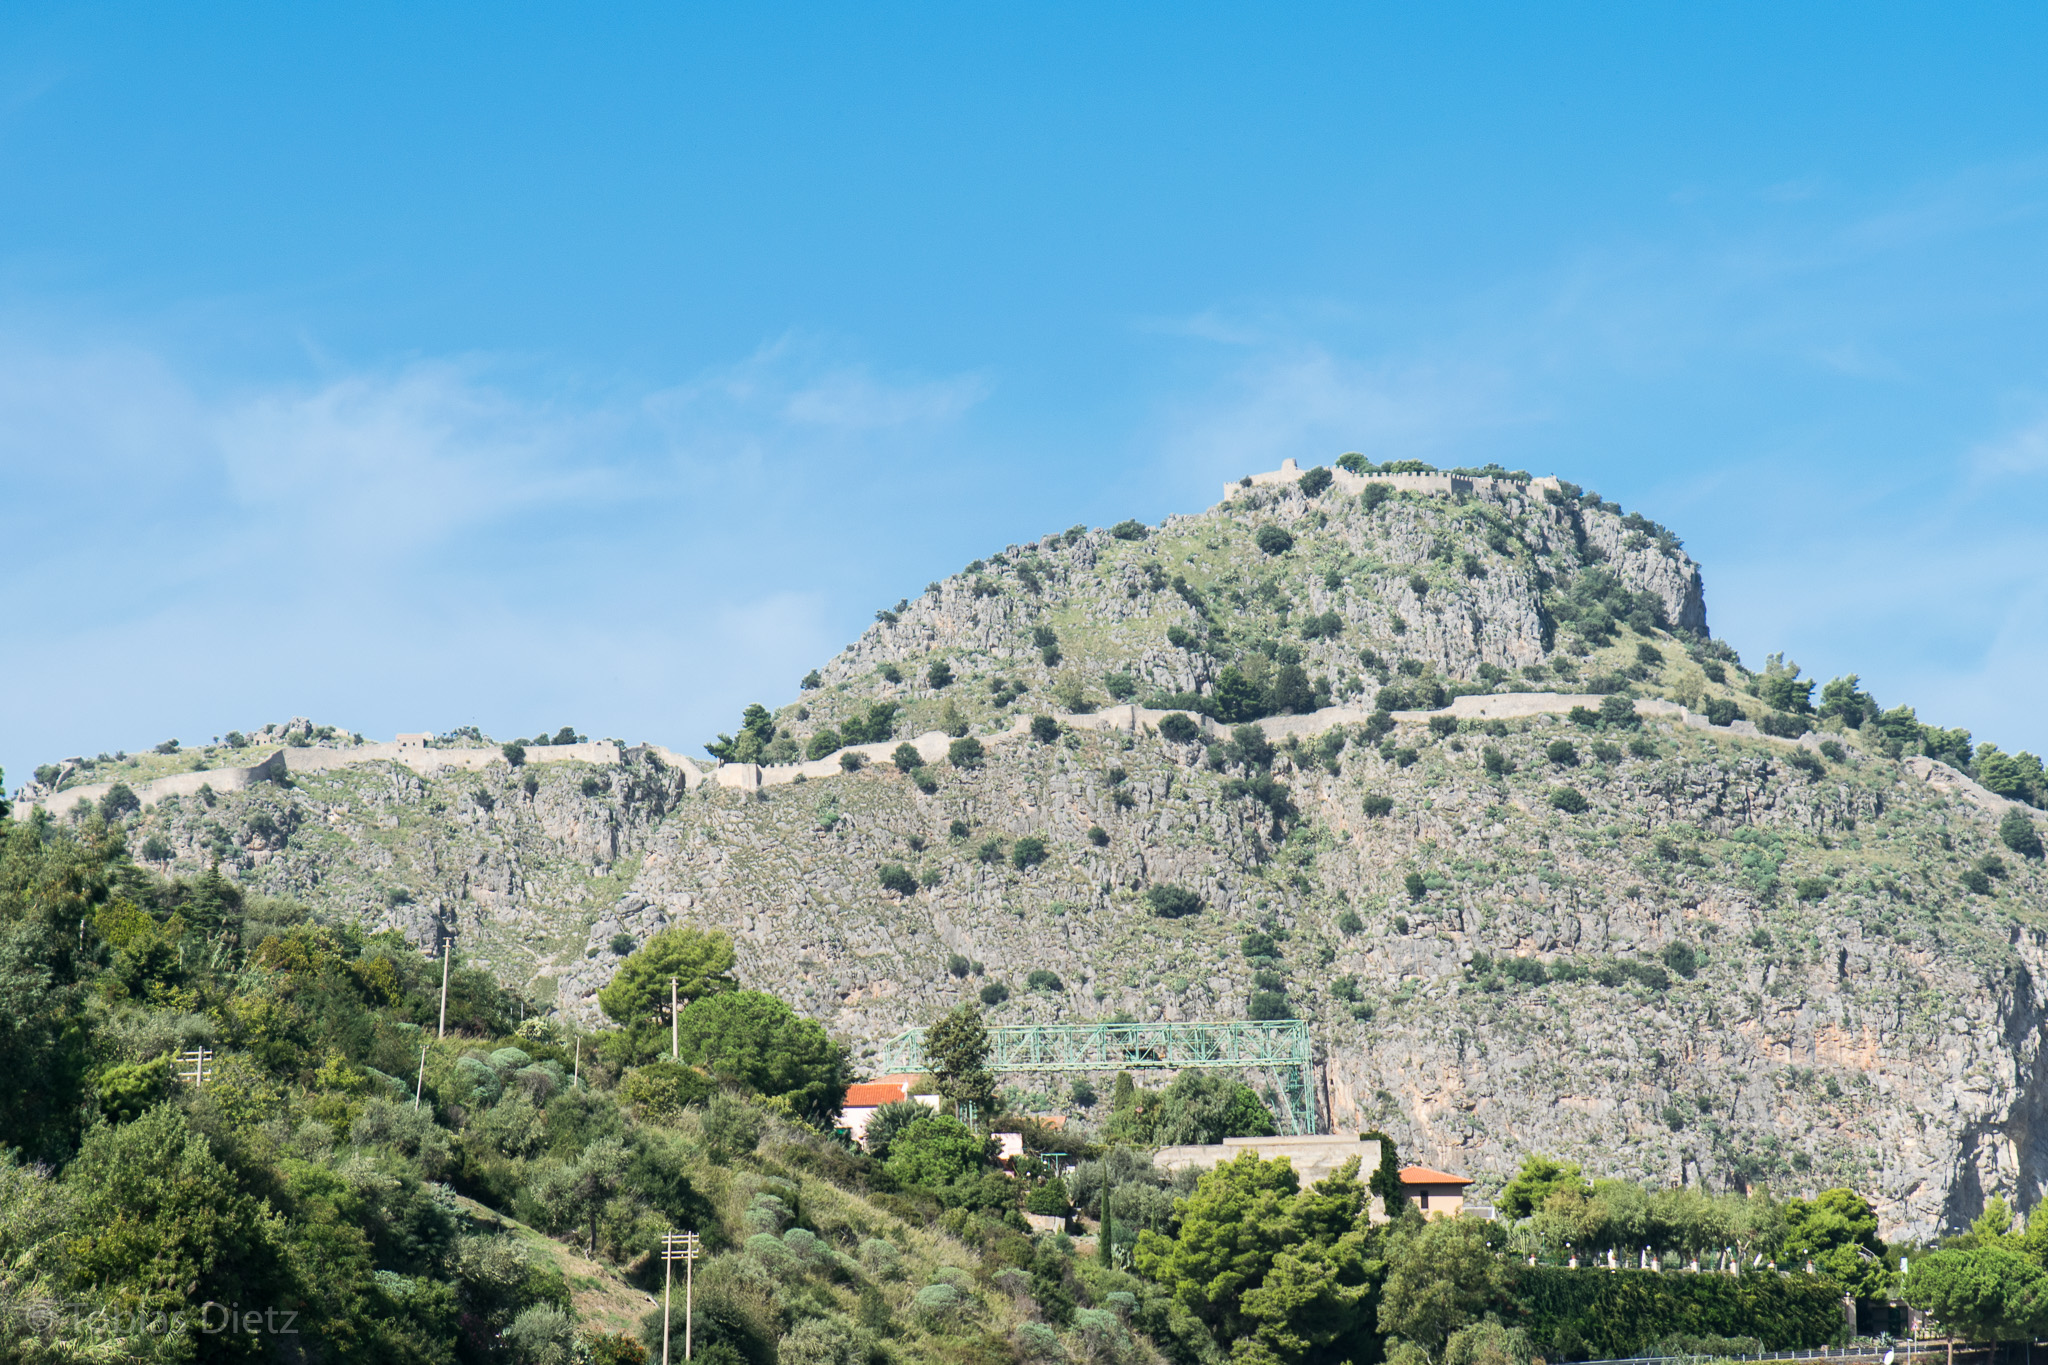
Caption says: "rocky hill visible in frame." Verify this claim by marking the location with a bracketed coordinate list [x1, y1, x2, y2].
[21, 459, 2048, 1242]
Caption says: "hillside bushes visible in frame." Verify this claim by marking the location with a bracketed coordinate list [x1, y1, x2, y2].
[1254, 525, 1293, 555]
[1513, 1267, 1842, 1359]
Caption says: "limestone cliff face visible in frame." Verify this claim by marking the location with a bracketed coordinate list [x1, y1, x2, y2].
[528, 713, 2039, 1244]
[88, 473, 2044, 1243]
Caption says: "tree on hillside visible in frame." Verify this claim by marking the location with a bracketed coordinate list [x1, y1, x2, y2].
[1498, 1154, 1588, 1220]
[1905, 1247, 2048, 1344]
[598, 925, 738, 1053]
[2001, 808, 2045, 859]
[1112, 1072, 1276, 1146]
[672, 990, 849, 1126]
[1758, 654, 1814, 714]
[1782, 1188, 1888, 1297]
[1378, 1216, 1504, 1359]
[531, 1136, 631, 1256]
[67, 1104, 292, 1321]
[861, 1100, 933, 1160]
[1240, 1175, 1376, 1364]
[884, 1113, 995, 1193]
[1136, 1150, 1301, 1339]
[706, 703, 778, 763]
[924, 1003, 996, 1116]
[1363, 1130, 1408, 1215]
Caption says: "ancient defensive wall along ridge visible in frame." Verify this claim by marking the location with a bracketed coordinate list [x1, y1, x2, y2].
[21, 693, 2036, 832]
[1226, 457, 1562, 503]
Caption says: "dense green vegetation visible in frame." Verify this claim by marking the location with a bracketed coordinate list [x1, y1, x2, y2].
[11, 799, 2047, 1365]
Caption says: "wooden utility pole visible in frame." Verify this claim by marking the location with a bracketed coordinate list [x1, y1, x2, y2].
[661, 1229, 701, 1364]
[414, 1046, 426, 1108]
[176, 1048, 213, 1087]
[438, 933, 452, 1038]
[671, 976, 679, 1059]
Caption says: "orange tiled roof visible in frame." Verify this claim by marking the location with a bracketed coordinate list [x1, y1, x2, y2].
[844, 1082, 911, 1107]
[1399, 1166, 1472, 1186]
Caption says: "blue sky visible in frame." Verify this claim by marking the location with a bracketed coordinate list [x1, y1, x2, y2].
[5, 4, 2048, 786]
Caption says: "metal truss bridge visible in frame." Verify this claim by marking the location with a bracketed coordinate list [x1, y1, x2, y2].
[874, 1018, 1318, 1135]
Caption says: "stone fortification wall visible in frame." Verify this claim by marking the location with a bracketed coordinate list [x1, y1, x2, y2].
[13, 738, 656, 819]
[21, 697, 2025, 837]
[705, 691, 2017, 825]
[1226, 457, 1561, 503]
[16, 749, 292, 817]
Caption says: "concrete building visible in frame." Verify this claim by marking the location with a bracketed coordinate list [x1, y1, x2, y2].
[1155, 1133, 1383, 1187]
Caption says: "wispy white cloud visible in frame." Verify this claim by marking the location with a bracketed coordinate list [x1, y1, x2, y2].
[647, 333, 991, 436]
[1969, 410, 2048, 480]
[0, 328, 990, 784]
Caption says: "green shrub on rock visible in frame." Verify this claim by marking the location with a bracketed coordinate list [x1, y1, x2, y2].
[2000, 809, 2044, 860]
[1549, 786, 1589, 814]
[1255, 525, 1294, 556]
[1248, 991, 1293, 1020]
[1146, 884, 1203, 918]
[1759, 711, 1810, 739]
[1599, 694, 1639, 729]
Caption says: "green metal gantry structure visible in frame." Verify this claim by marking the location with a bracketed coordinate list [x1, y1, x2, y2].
[874, 1018, 1319, 1136]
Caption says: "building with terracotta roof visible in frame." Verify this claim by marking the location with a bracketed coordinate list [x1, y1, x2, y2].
[839, 1075, 939, 1145]
[1400, 1165, 1473, 1219]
